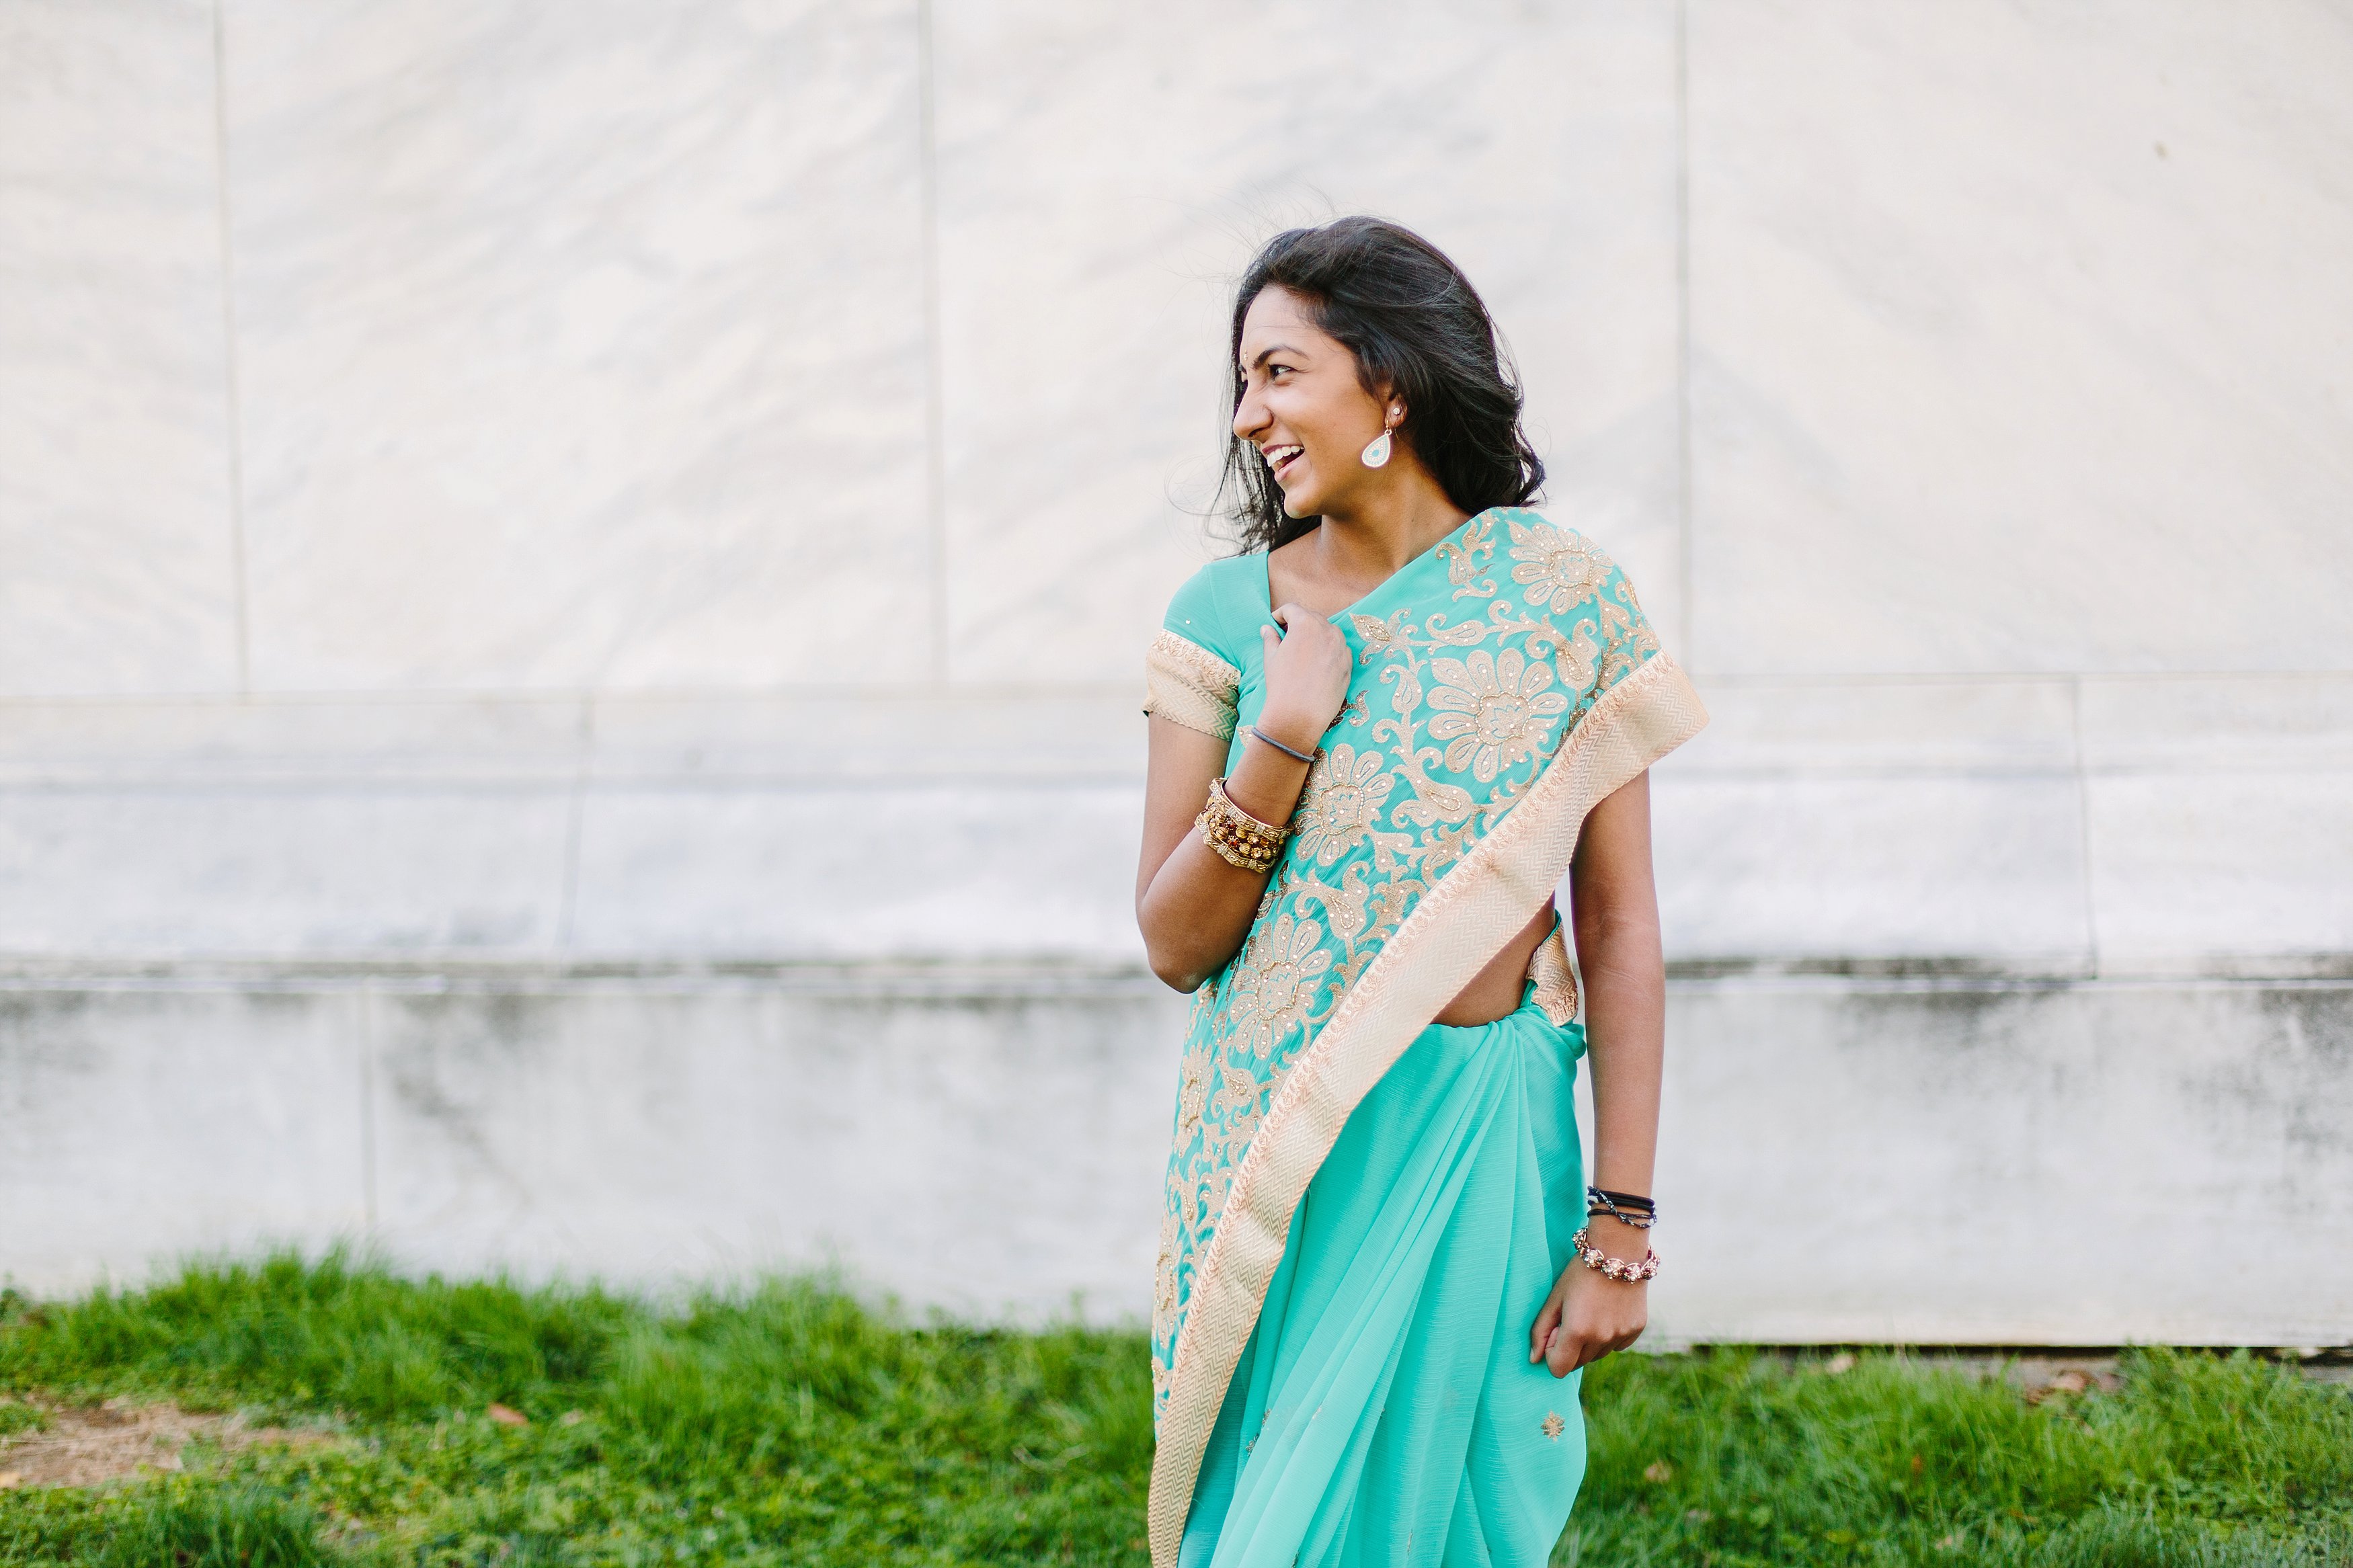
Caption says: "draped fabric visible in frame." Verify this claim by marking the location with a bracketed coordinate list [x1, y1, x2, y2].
[1176, 997, 1594, 1567]
[1142, 509, 1708, 1567]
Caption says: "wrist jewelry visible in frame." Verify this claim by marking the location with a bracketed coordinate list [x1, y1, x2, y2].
[1197, 776, 1289, 874]
[1585, 1186, 1659, 1229]
[1246, 725, 1321, 766]
[1571, 1227, 1661, 1282]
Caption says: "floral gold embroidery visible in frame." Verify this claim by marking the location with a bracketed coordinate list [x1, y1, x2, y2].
[1176, 1053, 1208, 1143]
[1154, 1210, 1181, 1325]
[1425, 647, 1570, 783]
[1542, 1411, 1566, 1440]
[1290, 743, 1402, 867]
[1509, 516, 1613, 614]
[1152, 508, 1684, 1505]
[1222, 912, 1333, 1060]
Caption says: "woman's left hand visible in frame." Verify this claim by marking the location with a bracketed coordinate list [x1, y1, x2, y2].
[1529, 1221, 1651, 1376]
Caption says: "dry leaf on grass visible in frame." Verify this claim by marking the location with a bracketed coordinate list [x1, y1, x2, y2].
[2022, 1364, 2118, 1404]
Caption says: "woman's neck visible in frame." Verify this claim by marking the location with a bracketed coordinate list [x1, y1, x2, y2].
[1303, 466, 1471, 587]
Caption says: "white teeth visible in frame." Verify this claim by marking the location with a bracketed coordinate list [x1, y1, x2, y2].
[1264, 445, 1303, 466]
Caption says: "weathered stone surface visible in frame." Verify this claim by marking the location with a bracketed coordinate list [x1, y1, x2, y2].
[0, 983, 367, 1283]
[0, 786, 575, 954]
[1658, 679, 2092, 961]
[3, 3, 2350, 1346]
[365, 969, 1181, 1319]
[1652, 974, 2353, 1346]
[567, 782, 1144, 960]
[2079, 676, 2353, 966]
[4, 964, 2347, 1347]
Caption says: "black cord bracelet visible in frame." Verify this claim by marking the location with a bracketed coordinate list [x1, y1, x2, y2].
[1246, 725, 1320, 765]
[1585, 1186, 1659, 1228]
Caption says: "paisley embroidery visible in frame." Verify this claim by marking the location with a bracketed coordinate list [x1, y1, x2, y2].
[1434, 511, 1501, 601]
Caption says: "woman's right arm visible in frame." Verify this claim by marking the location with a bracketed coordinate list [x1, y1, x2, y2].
[1134, 604, 1353, 992]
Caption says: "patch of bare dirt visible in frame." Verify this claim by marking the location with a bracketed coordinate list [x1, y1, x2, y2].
[0, 1397, 337, 1489]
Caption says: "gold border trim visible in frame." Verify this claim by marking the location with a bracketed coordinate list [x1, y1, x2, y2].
[1527, 924, 1579, 1027]
[1143, 628, 1243, 741]
[1146, 653, 1708, 1565]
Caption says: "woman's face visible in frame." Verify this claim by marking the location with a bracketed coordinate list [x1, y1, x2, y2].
[1232, 285, 1398, 520]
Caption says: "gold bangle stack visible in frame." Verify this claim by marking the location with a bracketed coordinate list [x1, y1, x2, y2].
[1196, 776, 1289, 874]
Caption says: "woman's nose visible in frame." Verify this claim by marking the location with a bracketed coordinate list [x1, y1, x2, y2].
[1232, 386, 1267, 441]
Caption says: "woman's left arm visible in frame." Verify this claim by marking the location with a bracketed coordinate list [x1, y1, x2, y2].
[1528, 770, 1665, 1376]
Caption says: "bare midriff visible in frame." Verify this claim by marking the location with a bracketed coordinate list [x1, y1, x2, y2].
[1429, 897, 1558, 1028]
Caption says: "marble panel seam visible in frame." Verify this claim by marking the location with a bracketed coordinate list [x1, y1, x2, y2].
[209, 0, 249, 696]
[1674, 0, 1693, 659]
[2070, 676, 2101, 976]
[916, 0, 948, 687]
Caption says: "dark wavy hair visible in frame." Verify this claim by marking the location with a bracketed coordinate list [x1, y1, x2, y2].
[1218, 216, 1544, 553]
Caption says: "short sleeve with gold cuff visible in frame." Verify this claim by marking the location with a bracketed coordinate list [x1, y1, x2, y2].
[1143, 628, 1242, 741]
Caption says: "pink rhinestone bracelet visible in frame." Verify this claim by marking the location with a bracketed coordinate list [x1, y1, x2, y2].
[1571, 1227, 1660, 1282]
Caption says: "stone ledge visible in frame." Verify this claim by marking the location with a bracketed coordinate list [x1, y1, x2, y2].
[2, 961, 2346, 1344]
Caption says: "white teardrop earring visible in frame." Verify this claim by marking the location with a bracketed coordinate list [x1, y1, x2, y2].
[1360, 427, 1392, 468]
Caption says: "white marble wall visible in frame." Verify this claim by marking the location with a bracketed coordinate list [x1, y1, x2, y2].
[3, 0, 2345, 963]
[3, 1, 2351, 1330]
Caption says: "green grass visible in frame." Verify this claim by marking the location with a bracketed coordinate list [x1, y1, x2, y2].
[0, 1255, 2345, 1566]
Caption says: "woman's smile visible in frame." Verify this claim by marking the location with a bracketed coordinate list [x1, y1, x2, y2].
[1148, 216, 1693, 1566]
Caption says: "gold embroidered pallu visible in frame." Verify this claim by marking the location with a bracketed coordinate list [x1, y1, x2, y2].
[1140, 508, 1706, 1565]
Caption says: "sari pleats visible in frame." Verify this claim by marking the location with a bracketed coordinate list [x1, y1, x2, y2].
[1178, 994, 1590, 1568]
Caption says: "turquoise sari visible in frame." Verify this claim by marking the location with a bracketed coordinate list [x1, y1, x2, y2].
[1141, 509, 1707, 1567]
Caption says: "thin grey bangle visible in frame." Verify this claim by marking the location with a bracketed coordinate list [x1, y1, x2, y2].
[1247, 725, 1319, 765]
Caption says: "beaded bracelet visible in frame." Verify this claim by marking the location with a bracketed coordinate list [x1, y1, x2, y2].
[1571, 1226, 1661, 1282]
[1196, 776, 1289, 874]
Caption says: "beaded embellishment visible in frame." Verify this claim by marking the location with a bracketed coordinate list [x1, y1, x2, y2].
[1570, 1227, 1661, 1282]
[1196, 777, 1289, 874]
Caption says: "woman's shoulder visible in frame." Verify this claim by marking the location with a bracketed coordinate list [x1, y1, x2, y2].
[1146, 553, 1266, 740]
[1159, 550, 1267, 665]
[1486, 507, 1646, 598]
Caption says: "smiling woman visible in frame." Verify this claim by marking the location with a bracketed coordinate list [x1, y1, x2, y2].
[1132, 218, 1710, 1567]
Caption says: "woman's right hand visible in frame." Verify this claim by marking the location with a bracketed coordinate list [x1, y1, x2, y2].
[1256, 604, 1353, 753]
